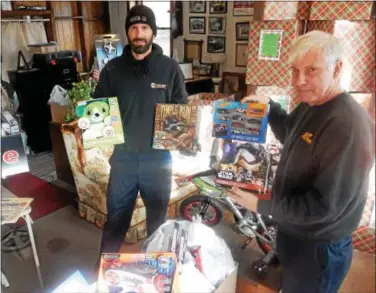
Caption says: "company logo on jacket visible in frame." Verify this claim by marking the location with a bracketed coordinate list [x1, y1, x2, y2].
[301, 132, 313, 144]
[151, 83, 167, 89]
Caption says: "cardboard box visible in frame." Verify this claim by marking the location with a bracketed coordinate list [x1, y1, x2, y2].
[215, 141, 272, 193]
[213, 101, 269, 144]
[97, 253, 178, 293]
[153, 104, 201, 153]
[95, 34, 123, 71]
[50, 104, 72, 123]
[75, 97, 124, 149]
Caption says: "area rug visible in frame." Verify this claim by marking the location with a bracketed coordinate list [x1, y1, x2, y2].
[2, 172, 76, 224]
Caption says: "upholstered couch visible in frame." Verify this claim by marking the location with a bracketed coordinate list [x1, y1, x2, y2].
[61, 93, 234, 243]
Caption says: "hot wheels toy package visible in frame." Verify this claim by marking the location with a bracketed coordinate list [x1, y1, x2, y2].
[153, 104, 201, 153]
[97, 253, 178, 293]
[75, 97, 124, 149]
[215, 141, 272, 193]
[212, 101, 269, 143]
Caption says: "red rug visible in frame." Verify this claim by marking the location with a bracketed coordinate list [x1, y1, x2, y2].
[2, 172, 76, 224]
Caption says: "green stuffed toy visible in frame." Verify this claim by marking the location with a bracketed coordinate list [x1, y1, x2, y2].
[76, 99, 115, 140]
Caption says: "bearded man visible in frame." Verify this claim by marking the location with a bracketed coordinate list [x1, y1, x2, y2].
[93, 4, 187, 254]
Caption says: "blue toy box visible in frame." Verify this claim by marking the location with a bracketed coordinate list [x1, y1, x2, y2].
[212, 101, 269, 143]
[95, 34, 123, 71]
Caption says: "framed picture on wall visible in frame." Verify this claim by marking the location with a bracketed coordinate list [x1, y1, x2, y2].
[209, 1, 227, 14]
[233, 1, 254, 16]
[189, 1, 206, 13]
[236, 22, 250, 41]
[189, 17, 206, 34]
[235, 43, 248, 67]
[209, 17, 226, 34]
[207, 36, 226, 53]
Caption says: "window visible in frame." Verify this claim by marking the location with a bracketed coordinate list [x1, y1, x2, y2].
[142, 1, 171, 57]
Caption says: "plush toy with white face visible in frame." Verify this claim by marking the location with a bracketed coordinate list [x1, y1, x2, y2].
[78, 100, 114, 140]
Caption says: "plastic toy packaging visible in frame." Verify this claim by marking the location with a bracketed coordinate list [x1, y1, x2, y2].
[97, 253, 178, 293]
[76, 97, 124, 149]
[212, 101, 269, 143]
[215, 141, 272, 194]
[95, 34, 123, 71]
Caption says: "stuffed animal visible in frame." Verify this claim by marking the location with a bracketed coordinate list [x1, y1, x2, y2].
[77, 100, 114, 140]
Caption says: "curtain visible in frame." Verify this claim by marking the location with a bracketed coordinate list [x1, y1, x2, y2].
[1, 22, 47, 82]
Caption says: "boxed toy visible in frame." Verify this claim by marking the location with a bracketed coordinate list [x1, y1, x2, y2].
[97, 253, 178, 293]
[76, 97, 124, 149]
[95, 34, 123, 71]
[153, 104, 201, 153]
[215, 141, 272, 193]
[212, 101, 269, 143]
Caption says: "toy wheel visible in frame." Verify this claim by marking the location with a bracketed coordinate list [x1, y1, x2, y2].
[179, 195, 223, 226]
[251, 260, 269, 280]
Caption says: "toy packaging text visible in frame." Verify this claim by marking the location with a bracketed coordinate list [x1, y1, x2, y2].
[153, 104, 201, 153]
[97, 253, 177, 293]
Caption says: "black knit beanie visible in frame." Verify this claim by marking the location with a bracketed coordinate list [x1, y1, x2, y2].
[125, 5, 157, 37]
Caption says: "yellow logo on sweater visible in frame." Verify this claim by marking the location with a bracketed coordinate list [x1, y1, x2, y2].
[301, 132, 313, 144]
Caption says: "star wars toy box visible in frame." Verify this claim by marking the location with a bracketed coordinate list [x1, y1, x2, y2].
[95, 34, 123, 71]
[153, 104, 201, 153]
[97, 253, 178, 293]
[212, 101, 269, 143]
[215, 141, 272, 193]
[75, 97, 124, 149]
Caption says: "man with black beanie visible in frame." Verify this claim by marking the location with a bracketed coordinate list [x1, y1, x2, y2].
[94, 4, 187, 255]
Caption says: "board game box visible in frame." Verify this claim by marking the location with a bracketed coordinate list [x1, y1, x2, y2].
[215, 141, 272, 193]
[95, 34, 123, 71]
[153, 104, 201, 153]
[212, 101, 269, 143]
[97, 253, 178, 293]
[75, 97, 124, 149]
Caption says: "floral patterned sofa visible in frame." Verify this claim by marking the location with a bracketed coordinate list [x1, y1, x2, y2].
[61, 93, 234, 244]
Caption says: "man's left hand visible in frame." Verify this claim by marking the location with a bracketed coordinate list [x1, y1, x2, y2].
[227, 186, 259, 213]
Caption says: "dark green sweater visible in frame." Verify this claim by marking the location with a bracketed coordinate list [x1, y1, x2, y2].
[258, 92, 375, 241]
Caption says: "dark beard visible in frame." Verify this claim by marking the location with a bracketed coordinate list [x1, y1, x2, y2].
[131, 38, 152, 54]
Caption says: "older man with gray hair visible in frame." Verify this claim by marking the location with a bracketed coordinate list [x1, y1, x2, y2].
[229, 30, 375, 292]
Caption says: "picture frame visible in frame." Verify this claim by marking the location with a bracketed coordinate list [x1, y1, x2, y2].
[209, 1, 227, 14]
[221, 72, 246, 98]
[179, 62, 194, 80]
[207, 36, 226, 53]
[208, 17, 226, 34]
[183, 39, 204, 63]
[233, 1, 254, 16]
[189, 1, 206, 13]
[235, 43, 248, 67]
[236, 22, 250, 41]
[189, 17, 206, 34]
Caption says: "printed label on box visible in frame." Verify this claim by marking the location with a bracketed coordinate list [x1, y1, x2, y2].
[76, 97, 124, 149]
[212, 101, 269, 143]
[97, 253, 177, 293]
[153, 104, 201, 152]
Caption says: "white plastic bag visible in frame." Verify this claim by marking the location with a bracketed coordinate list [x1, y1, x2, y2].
[48, 85, 71, 106]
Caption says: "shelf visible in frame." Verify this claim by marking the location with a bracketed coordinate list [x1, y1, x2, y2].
[1, 10, 52, 18]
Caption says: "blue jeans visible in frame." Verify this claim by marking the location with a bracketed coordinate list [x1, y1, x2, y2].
[100, 149, 172, 253]
[277, 231, 353, 293]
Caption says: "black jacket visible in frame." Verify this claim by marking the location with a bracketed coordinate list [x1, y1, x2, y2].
[93, 43, 187, 152]
[258, 92, 375, 241]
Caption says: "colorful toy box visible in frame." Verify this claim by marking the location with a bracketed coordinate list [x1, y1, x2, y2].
[76, 97, 124, 149]
[153, 104, 201, 153]
[215, 141, 272, 193]
[212, 101, 269, 143]
[97, 253, 178, 293]
[95, 34, 123, 71]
